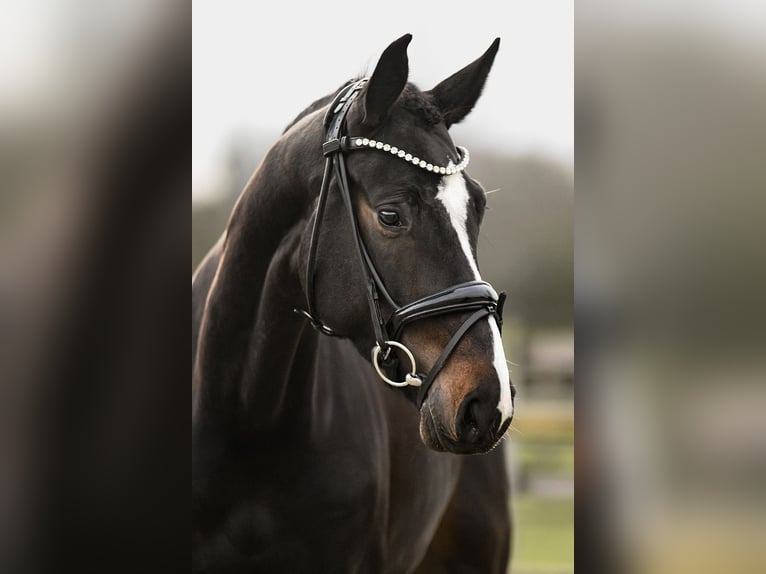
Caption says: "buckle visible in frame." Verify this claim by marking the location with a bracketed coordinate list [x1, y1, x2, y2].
[322, 139, 341, 156]
[293, 308, 337, 336]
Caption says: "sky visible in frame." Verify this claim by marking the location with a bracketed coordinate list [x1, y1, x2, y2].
[192, 0, 574, 201]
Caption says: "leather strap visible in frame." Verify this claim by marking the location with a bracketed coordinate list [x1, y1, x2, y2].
[416, 307, 493, 407]
[333, 152, 391, 345]
[388, 281, 501, 340]
[298, 157, 336, 335]
[295, 80, 368, 336]
[298, 78, 396, 345]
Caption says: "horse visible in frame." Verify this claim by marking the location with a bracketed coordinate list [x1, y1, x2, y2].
[192, 34, 516, 573]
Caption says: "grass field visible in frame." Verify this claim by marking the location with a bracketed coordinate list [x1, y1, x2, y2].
[511, 494, 574, 574]
[508, 393, 574, 574]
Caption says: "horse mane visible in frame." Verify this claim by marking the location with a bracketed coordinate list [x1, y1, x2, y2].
[282, 80, 442, 134]
[282, 80, 353, 134]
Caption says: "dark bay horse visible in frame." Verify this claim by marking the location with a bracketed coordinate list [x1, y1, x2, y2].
[192, 34, 516, 573]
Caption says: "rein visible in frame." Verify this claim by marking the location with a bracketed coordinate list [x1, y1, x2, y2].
[295, 79, 506, 408]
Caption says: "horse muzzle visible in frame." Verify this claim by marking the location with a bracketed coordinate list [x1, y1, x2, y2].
[418, 366, 514, 455]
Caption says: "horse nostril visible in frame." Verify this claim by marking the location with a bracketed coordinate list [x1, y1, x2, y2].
[455, 397, 477, 443]
[456, 393, 499, 444]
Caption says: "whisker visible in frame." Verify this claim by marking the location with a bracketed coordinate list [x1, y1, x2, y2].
[485, 188, 502, 195]
[505, 360, 520, 367]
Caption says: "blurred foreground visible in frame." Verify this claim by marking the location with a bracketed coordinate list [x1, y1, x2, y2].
[1, 2, 189, 572]
[576, 4, 766, 573]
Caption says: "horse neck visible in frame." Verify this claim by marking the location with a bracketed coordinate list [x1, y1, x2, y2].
[193, 120, 325, 437]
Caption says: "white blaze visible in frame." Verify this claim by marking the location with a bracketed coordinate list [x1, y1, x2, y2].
[436, 173, 514, 424]
[490, 315, 514, 422]
[435, 173, 481, 280]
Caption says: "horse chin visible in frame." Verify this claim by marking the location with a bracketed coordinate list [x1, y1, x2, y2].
[418, 402, 502, 455]
[418, 406, 450, 453]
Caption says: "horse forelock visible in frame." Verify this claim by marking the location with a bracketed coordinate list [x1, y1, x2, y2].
[397, 84, 442, 127]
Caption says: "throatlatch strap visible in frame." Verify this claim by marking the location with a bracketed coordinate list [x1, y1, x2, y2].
[297, 157, 336, 334]
[295, 79, 368, 336]
[416, 308, 493, 408]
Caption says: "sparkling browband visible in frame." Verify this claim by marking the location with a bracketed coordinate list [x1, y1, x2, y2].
[344, 137, 470, 175]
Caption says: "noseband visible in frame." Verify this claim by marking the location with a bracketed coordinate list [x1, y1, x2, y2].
[295, 79, 506, 408]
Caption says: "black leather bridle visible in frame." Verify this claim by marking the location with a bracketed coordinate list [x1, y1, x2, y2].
[295, 78, 506, 408]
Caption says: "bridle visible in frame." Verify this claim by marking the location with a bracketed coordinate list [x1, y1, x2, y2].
[294, 78, 506, 408]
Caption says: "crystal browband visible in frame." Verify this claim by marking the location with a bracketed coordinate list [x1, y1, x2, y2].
[343, 137, 470, 175]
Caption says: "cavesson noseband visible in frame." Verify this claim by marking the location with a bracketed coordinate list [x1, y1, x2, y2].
[295, 79, 506, 408]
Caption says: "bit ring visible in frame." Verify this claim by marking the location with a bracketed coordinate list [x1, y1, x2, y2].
[372, 341, 422, 387]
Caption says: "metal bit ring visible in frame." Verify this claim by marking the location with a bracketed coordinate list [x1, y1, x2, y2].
[372, 341, 422, 387]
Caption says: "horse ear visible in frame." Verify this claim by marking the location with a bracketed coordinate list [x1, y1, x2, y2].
[427, 38, 500, 128]
[363, 34, 412, 127]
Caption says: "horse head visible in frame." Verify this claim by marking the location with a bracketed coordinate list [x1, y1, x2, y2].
[296, 35, 515, 454]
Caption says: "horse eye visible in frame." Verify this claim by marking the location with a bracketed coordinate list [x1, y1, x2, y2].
[378, 210, 401, 227]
